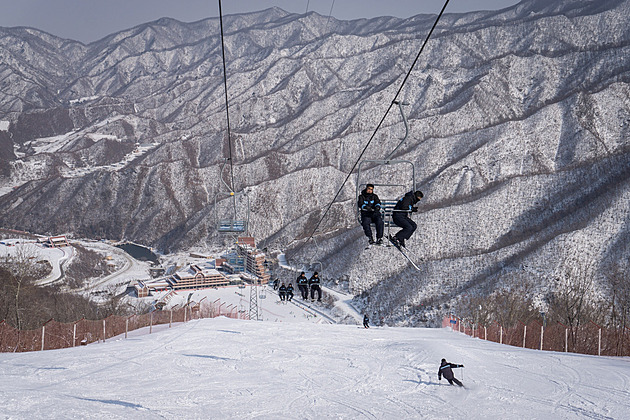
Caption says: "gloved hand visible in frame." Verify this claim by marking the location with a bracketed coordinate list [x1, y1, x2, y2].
[438, 377, 441, 381]
[364, 205, 374, 212]
[460, 365, 464, 368]
[411, 207, 418, 213]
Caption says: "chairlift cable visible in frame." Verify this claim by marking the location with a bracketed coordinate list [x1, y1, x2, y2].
[295, 0, 451, 254]
[325, 0, 336, 32]
[218, 0, 236, 197]
[384, 101, 410, 162]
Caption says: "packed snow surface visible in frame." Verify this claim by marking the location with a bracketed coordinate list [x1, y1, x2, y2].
[1, 317, 629, 419]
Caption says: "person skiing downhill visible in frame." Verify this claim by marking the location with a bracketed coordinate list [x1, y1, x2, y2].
[390, 190, 423, 248]
[438, 358, 464, 386]
[357, 183, 384, 245]
[363, 314, 370, 329]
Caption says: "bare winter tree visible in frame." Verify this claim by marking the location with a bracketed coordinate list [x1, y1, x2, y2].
[547, 255, 602, 350]
[606, 263, 630, 326]
[0, 242, 102, 329]
[458, 277, 537, 329]
[605, 261, 630, 355]
[98, 284, 135, 317]
[0, 243, 38, 329]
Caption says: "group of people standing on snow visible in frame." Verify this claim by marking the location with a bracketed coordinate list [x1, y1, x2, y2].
[358, 183, 423, 248]
[277, 271, 323, 302]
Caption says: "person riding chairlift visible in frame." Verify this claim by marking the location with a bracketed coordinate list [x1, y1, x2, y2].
[390, 190, 423, 248]
[357, 183, 384, 245]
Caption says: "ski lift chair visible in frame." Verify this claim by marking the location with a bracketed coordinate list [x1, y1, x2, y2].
[309, 261, 323, 274]
[356, 159, 416, 239]
[214, 191, 250, 234]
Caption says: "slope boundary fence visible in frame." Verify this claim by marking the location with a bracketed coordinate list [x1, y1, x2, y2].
[443, 316, 630, 357]
[0, 299, 246, 353]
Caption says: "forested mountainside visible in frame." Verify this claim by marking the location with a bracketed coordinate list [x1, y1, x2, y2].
[1, 0, 629, 324]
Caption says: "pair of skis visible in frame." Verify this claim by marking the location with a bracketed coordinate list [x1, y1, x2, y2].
[364, 236, 423, 271]
[387, 235, 423, 271]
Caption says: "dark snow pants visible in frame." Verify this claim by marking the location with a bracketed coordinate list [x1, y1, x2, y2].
[361, 212, 384, 240]
[447, 378, 463, 386]
[392, 213, 417, 241]
[298, 285, 308, 299]
[310, 285, 322, 301]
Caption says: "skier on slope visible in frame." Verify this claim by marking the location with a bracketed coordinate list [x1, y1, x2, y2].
[390, 190, 423, 248]
[363, 314, 370, 329]
[357, 183, 384, 246]
[438, 358, 464, 386]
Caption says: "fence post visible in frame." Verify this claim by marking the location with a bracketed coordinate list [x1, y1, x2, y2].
[484, 326, 487, 341]
[565, 328, 568, 352]
[184, 306, 188, 323]
[598, 328, 602, 356]
[150, 312, 153, 334]
[540, 325, 544, 351]
[102, 319, 106, 342]
[523, 325, 527, 348]
[125, 317, 129, 339]
[472, 324, 475, 338]
[73, 322, 77, 347]
[41, 325, 45, 351]
[500, 325, 503, 345]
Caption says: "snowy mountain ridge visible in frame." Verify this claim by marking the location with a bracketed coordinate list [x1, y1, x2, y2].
[0, 0, 629, 324]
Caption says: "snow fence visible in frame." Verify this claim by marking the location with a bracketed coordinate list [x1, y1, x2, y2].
[0, 299, 245, 353]
[443, 316, 630, 357]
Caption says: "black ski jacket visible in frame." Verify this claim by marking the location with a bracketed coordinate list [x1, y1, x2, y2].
[297, 275, 308, 286]
[394, 191, 420, 213]
[308, 275, 320, 286]
[357, 189, 382, 215]
[438, 361, 463, 380]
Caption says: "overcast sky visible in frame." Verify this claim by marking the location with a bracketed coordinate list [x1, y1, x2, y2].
[0, 0, 522, 44]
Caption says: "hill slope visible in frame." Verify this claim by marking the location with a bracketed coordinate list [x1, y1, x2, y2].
[1, 317, 629, 418]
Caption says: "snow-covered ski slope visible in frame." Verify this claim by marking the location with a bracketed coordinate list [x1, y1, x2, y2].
[2, 319, 629, 419]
